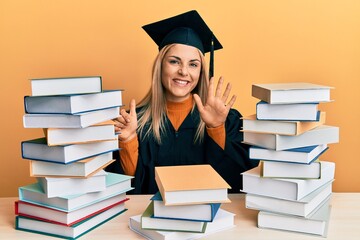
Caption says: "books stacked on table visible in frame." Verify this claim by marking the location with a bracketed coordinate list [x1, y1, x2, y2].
[129, 164, 235, 240]
[241, 82, 339, 237]
[16, 76, 134, 239]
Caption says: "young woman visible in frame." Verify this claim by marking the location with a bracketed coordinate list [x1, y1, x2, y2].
[107, 10, 258, 194]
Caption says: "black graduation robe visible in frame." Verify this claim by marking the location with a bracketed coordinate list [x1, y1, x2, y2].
[106, 107, 259, 194]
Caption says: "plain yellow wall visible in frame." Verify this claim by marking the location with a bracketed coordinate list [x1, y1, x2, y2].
[1, 0, 359, 197]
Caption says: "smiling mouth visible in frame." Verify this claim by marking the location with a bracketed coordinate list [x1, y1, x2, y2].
[173, 79, 189, 86]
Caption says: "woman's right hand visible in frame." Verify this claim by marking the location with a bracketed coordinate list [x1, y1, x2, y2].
[114, 99, 138, 142]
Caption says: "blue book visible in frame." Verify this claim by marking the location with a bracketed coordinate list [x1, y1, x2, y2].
[21, 138, 119, 164]
[150, 192, 221, 222]
[249, 144, 329, 164]
[18, 172, 133, 212]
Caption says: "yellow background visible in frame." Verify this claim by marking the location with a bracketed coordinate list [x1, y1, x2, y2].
[0, 0, 359, 197]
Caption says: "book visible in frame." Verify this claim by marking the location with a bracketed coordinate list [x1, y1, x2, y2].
[151, 192, 221, 222]
[23, 106, 120, 128]
[37, 170, 107, 198]
[129, 209, 235, 240]
[242, 112, 326, 136]
[252, 82, 332, 104]
[256, 101, 320, 121]
[45, 120, 117, 146]
[29, 152, 114, 177]
[30, 76, 102, 96]
[15, 201, 127, 239]
[257, 200, 332, 237]
[249, 144, 328, 164]
[241, 161, 335, 201]
[24, 90, 122, 114]
[141, 201, 207, 233]
[261, 160, 322, 179]
[19, 173, 133, 212]
[245, 181, 332, 217]
[15, 194, 128, 226]
[155, 165, 231, 206]
[21, 138, 118, 164]
[243, 125, 339, 151]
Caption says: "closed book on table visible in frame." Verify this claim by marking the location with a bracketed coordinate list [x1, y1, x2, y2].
[30, 76, 102, 96]
[45, 120, 117, 146]
[37, 170, 107, 198]
[151, 192, 221, 222]
[141, 201, 207, 233]
[252, 82, 332, 104]
[241, 161, 335, 201]
[21, 138, 118, 164]
[25, 90, 122, 114]
[23, 106, 120, 128]
[15, 194, 128, 226]
[243, 125, 339, 151]
[129, 209, 235, 240]
[30, 152, 114, 178]
[19, 173, 133, 212]
[256, 101, 320, 121]
[15, 202, 127, 239]
[155, 165, 230, 206]
[245, 181, 333, 217]
[249, 144, 328, 164]
[257, 200, 332, 237]
[242, 112, 325, 135]
[261, 160, 322, 179]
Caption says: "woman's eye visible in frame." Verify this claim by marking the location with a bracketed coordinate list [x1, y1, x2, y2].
[190, 63, 198, 68]
[169, 60, 179, 64]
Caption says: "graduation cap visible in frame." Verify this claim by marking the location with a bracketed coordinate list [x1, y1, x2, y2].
[142, 10, 223, 78]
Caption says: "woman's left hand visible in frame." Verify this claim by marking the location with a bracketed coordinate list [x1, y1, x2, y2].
[193, 76, 236, 128]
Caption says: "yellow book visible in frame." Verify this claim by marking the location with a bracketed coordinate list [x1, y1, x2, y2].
[155, 165, 231, 206]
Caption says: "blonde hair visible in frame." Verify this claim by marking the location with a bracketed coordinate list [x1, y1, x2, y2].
[137, 44, 209, 144]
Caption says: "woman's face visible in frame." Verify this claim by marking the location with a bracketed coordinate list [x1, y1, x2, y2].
[161, 44, 201, 102]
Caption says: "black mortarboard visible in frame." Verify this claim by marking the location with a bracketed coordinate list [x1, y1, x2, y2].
[142, 10, 223, 78]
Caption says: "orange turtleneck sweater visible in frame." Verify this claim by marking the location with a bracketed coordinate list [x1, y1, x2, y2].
[119, 96, 226, 176]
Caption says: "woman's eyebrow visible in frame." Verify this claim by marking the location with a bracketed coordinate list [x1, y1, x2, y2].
[168, 55, 200, 62]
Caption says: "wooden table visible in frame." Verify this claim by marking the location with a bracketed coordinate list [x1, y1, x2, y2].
[1, 193, 359, 239]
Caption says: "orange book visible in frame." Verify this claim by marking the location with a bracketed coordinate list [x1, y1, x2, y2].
[155, 165, 231, 206]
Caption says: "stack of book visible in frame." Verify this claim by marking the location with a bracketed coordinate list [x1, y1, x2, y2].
[16, 76, 134, 239]
[241, 82, 339, 237]
[129, 164, 236, 240]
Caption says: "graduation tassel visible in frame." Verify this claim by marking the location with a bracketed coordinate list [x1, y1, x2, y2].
[209, 33, 214, 78]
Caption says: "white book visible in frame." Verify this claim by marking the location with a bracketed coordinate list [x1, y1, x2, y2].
[242, 112, 325, 136]
[22, 138, 118, 164]
[19, 173, 133, 212]
[24, 90, 122, 114]
[262, 160, 322, 179]
[249, 144, 328, 164]
[129, 209, 235, 240]
[241, 161, 335, 201]
[246, 181, 332, 217]
[256, 101, 319, 121]
[141, 202, 207, 233]
[252, 82, 333, 104]
[258, 200, 332, 237]
[16, 202, 126, 239]
[151, 192, 221, 222]
[30, 152, 114, 178]
[30, 76, 102, 96]
[45, 121, 117, 146]
[23, 106, 120, 128]
[16, 193, 128, 226]
[37, 170, 107, 198]
[243, 125, 339, 151]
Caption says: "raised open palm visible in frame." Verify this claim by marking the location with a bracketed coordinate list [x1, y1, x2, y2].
[193, 77, 236, 128]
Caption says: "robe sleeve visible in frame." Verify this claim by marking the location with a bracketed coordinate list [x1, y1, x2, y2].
[206, 109, 259, 193]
